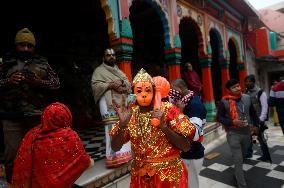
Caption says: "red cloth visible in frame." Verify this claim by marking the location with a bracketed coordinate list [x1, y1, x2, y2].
[129, 162, 188, 188]
[12, 102, 91, 188]
[272, 81, 284, 92]
[110, 102, 195, 187]
[222, 94, 242, 128]
[181, 70, 202, 95]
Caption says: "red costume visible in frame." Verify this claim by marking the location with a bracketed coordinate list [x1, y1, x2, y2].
[110, 69, 196, 187]
[12, 102, 91, 188]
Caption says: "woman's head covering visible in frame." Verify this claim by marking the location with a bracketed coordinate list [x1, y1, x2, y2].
[41, 102, 72, 131]
[12, 103, 90, 188]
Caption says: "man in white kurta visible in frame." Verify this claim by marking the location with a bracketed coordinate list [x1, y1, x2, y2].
[91, 48, 132, 167]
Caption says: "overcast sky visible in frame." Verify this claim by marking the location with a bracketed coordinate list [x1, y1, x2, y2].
[247, 0, 284, 9]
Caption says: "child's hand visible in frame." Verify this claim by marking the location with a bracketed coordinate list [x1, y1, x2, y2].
[176, 100, 185, 111]
[150, 109, 166, 129]
[112, 94, 133, 128]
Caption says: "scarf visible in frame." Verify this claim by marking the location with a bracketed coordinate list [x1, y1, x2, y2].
[168, 89, 194, 105]
[12, 103, 91, 188]
[222, 93, 242, 121]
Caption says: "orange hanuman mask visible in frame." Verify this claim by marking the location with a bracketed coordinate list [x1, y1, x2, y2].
[133, 81, 154, 107]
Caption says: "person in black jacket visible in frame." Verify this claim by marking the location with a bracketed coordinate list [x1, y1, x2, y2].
[170, 79, 207, 188]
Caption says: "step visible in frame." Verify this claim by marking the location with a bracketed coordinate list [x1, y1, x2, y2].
[75, 122, 226, 188]
[74, 159, 131, 188]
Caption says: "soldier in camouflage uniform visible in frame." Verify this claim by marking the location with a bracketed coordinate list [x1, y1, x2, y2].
[0, 28, 60, 183]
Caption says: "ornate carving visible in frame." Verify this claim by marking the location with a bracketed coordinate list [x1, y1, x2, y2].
[197, 15, 203, 26]
[177, 4, 182, 17]
[188, 9, 192, 17]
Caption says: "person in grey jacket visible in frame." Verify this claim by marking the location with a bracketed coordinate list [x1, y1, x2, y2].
[245, 74, 271, 162]
[217, 79, 259, 188]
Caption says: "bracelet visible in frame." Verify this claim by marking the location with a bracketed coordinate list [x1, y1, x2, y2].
[117, 125, 126, 133]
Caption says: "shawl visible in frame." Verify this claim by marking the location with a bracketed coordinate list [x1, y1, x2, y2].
[12, 102, 91, 188]
[181, 70, 202, 94]
[91, 63, 131, 111]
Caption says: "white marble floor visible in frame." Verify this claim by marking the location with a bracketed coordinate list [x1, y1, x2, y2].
[199, 175, 235, 188]
[102, 123, 284, 188]
[199, 123, 284, 188]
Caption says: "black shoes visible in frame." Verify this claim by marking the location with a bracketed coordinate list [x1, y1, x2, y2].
[245, 154, 253, 159]
[257, 156, 272, 163]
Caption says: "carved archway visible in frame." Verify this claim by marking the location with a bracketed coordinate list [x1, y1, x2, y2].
[129, 0, 171, 49]
[179, 16, 205, 77]
[100, 0, 116, 40]
[129, 0, 171, 77]
[210, 28, 224, 102]
[228, 37, 241, 61]
[228, 37, 241, 80]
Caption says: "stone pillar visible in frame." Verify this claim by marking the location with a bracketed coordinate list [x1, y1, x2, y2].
[165, 47, 181, 83]
[111, 18, 133, 81]
[200, 56, 216, 122]
[238, 62, 247, 91]
[168, 64, 181, 83]
[119, 0, 130, 19]
[165, 34, 182, 83]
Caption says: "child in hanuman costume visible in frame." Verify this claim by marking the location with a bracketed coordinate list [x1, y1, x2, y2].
[110, 69, 198, 187]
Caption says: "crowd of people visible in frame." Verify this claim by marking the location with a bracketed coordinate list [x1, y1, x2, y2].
[0, 28, 283, 188]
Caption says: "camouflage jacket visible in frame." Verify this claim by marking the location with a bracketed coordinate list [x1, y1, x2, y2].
[0, 53, 60, 119]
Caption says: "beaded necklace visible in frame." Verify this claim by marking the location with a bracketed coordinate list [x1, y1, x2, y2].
[136, 108, 152, 144]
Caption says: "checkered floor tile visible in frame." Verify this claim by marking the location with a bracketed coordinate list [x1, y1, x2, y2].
[200, 143, 284, 188]
[0, 126, 106, 164]
[77, 126, 106, 162]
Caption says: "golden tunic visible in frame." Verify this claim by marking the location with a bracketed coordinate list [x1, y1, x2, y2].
[110, 102, 196, 184]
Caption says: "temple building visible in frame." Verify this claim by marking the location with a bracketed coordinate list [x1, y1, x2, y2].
[0, 0, 263, 125]
[1, 0, 277, 187]
[248, 1, 284, 93]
